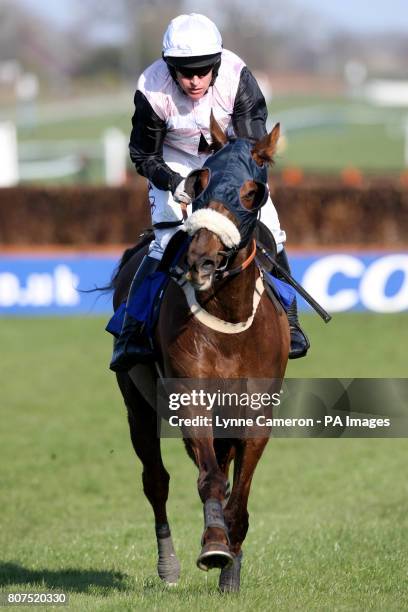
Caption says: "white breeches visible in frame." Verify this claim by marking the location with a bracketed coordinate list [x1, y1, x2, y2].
[147, 158, 286, 260]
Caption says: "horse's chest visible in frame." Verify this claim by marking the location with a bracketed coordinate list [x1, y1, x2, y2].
[169, 320, 278, 378]
[160, 288, 288, 378]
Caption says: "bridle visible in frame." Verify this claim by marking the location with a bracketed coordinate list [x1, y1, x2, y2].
[215, 238, 257, 280]
[170, 228, 258, 286]
[181, 203, 259, 283]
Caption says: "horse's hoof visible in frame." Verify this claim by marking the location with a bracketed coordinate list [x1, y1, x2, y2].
[157, 554, 180, 585]
[219, 550, 242, 593]
[196, 542, 234, 571]
[157, 532, 180, 585]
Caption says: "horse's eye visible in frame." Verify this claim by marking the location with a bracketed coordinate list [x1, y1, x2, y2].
[243, 190, 256, 199]
[240, 180, 265, 210]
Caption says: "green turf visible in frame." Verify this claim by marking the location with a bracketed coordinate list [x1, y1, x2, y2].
[277, 123, 404, 172]
[287, 311, 408, 378]
[0, 315, 407, 610]
[18, 113, 131, 143]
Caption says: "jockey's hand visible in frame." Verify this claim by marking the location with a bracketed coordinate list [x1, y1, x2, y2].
[173, 179, 192, 206]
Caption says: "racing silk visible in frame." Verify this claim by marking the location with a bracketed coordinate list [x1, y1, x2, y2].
[139, 49, 244, 156]
[129, 49, 268, 193]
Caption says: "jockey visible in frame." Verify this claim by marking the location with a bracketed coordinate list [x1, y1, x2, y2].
[110, 13, 309, 372]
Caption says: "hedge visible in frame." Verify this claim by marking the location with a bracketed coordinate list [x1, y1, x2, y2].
[0, 179, 407, 247]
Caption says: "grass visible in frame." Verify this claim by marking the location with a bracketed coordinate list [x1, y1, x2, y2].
[287, 311, 408, 378]
[18, 113, 131, 143]
[277, 123, 404, 173]
[0, 314, 407, 610]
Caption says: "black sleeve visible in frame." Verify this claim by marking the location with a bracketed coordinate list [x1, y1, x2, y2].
[129, 90, 183, 193]
[232, 67, 268, 142]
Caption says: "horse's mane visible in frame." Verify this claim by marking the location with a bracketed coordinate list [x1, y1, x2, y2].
[110, 230, 155, 289]
[89, 231, 152, 295]
[110, 244, 141, 288]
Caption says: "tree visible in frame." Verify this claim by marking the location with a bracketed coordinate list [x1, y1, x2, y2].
[72, 0, 184, 76]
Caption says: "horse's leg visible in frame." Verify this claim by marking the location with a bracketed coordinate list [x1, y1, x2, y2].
[213, 438, 235, 508]
[116, 372, 180, 585]
[184, 437, 234, 571]
[219, 437, 269, 593]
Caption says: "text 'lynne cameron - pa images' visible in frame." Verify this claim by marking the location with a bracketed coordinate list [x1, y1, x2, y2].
[156, 378, 408, 438]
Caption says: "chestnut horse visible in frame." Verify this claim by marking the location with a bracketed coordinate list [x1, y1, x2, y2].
[112, 118, 289, 592]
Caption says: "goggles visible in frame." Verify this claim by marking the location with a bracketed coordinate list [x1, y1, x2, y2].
[175, 65, 214, 79]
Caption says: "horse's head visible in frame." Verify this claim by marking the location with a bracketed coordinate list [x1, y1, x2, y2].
[182, 114, 280, 291]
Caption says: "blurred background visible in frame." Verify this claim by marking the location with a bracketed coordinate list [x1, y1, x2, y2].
[1, 0, 408, 185]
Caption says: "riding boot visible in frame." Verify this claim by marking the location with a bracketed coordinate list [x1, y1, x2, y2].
[276, 249, 310, 359]
[110, 255, 160, 372]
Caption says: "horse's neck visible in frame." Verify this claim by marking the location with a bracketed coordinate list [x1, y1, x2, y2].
[197, 254, 257, 324]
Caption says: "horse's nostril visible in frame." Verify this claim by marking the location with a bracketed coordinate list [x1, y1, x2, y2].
[201, 259, 215, 272]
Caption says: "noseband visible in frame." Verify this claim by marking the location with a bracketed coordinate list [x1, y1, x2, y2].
[215, 238, 257, 280]
[183, 207, 257, 281]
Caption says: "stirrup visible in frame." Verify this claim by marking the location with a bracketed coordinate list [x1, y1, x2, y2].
[109, 324, 154, 371]
[276, 249, 310, 360]
[288, 323, 310, 359]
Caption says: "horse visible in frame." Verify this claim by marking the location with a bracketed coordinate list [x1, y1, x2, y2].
[111, 116, 290, 592]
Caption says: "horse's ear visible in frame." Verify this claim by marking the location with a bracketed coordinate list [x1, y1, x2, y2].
[210, 110, 227, 151]
[184, 169, 209, 200]
[252, 123, 280, 166]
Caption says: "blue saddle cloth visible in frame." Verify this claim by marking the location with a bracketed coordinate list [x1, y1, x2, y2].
[106, 269, 295, 339]
[106, 230, 189, 339]
[263, 271, 296, 310]
[106, 271, 168, 338]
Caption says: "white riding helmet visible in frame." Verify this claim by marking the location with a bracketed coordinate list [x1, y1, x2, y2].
[162, 13, 222, 69]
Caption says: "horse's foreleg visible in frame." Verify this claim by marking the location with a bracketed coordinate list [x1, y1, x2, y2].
[214, 439, 235, 509]
[184, 437, 233, 572]
[117, 373, 180, 585]
[219, 437, 269, 592]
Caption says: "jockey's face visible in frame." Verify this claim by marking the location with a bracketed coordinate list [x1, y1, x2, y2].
[176, 67, 213, 100]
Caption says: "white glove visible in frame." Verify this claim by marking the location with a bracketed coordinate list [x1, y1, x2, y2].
[173, 179, 192, 206]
